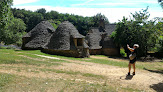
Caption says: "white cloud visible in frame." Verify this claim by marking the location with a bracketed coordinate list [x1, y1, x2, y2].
[12, 5, 163, 23]
[72, 0, 94, 6]
[71, 0, 158, 7]
[13, 0, 39, 5]
[73, 3, 134, 6]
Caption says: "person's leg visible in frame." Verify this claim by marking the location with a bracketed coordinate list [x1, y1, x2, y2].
[128, 63, 131, 75]
[132, 62, 136, 75]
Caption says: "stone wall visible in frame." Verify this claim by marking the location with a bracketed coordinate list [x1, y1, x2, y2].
[102, 48, 120, 56]
[89, 49, 102, 55]
[41, 49, 81, 57]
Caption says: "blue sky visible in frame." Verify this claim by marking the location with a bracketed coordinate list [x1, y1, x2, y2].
[13, 0, 163, 23]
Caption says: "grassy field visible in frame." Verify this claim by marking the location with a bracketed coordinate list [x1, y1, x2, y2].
[0, 48, 162, 92]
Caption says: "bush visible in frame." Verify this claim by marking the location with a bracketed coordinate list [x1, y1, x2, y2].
[120, 48, 127, 57]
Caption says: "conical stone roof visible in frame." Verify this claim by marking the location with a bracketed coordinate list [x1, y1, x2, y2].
[44, 21, 85, 50]
[23, 21, 55, 49]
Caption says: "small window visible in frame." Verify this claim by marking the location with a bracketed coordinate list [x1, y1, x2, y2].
[77, 38, 83, 46]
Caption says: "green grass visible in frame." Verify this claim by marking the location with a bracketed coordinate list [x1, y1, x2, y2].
[88, 58, 128, 67]
[0, 65, 105, 79]
[1, 49, 163, 71]
[3, 49, 163, 71]
[0, 49, 67, 66]
[0, 49, 149, 91]
[40, 68, 105, 79]
[0, 73, 140, 92]
[0, 75, 116, 92]
[82, 73, 105, 79]
[86, 58, 163, 72]
[0, 73, 15, 90]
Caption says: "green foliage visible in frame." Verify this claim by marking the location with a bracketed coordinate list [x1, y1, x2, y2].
[111, 7, 162, 56]
[158, 0, 163, 8]
[120, 48, 127, 57]
[0, 0, 26, 46]
[12, 8, 44, 32]
[11, 8, 109, 36]
[0, 0, 13, 28]
[36, 8, 46, 16]
[91, 13, 109, 27]
[48, 19, 61, 29]
[156, 36, 163, 52]
[0, 0, 13, 42]
[4, 17, 26, 46]
[154, 21, 163, 52]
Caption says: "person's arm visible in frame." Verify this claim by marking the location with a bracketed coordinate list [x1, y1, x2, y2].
[127, 44, 134, 52]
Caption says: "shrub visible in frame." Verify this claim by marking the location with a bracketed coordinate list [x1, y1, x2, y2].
[120, 48, 127, 57]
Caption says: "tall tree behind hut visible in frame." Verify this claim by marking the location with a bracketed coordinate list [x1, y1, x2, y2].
[0, 0, 13, 43]
[11, 8, 109, 36]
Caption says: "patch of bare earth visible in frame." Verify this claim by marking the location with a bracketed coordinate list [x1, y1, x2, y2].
[55, 60, 163, 91]
[0, 54, 162, 91]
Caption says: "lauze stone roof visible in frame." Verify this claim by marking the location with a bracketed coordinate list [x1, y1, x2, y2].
[85, 24, 117, 50]
[43, 21, 86, 50]
[22, 21, 55, 49]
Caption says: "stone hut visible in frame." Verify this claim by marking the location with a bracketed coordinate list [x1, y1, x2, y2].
[86, 19, 120, 56]
[22, 21, 55, 50]
[85, 28, 102, 55]
[42, 21, 89, 58]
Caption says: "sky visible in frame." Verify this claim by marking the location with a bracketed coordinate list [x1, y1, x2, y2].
[12, 0, 163, 23]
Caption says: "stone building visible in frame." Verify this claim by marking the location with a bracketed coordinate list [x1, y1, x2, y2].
[85, 19, 120, 56]
[42, 21, 89, 58]
[22, 21, 55, 50]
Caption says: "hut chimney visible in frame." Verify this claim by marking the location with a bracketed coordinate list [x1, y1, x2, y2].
[99, 18, 105, 29]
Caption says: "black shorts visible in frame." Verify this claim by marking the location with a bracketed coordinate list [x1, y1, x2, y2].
[130, 58, 136, 64]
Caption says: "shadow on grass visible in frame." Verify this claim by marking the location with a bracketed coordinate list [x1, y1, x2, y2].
[120, 75, 134, 80]
[143, 68, 163, 74]
[150, 82, 163, 92]
[125, 75, 134, 80]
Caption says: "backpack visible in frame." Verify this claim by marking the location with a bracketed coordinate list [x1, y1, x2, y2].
[129, 53, 136, 60]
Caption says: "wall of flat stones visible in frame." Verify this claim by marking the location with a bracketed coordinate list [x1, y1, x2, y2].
[89, 49, 102, 55]
[102, 48, 120, 56]
[41, 49, 81, 57]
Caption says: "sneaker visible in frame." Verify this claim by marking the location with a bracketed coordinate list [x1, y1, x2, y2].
[127, 72, 130, 76]
[133, 72, 135, 75]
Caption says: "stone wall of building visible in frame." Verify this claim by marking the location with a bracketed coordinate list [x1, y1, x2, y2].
[102, 48, 120, 56]
[89, 49, 102, 55]
[41, 49, 81, 57]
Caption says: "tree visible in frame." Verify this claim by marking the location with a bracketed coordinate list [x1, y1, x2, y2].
[0, 0, 13, 28]
[11, 8, 110, 36]
[36, 8, 46, 14]
[111, 7, 160, 57]
[45, 11, 59, 20]
[0, 0, 13, 42]
[48, 19, 61, 29]
[158, 0, 163, 8]
[92, 13, 109, 27]
[36, 8, 46, 18]
[4, 17, 26, 46]
[155, 21, 163, 52]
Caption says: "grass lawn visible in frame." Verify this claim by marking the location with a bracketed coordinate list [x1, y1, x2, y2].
[17, 49, 163, 71]
[0, 48, 162, 91]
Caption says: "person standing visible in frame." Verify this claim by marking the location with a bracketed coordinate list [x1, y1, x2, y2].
[127, 44, 139, 75]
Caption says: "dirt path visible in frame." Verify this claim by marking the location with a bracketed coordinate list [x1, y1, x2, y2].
[0, 54, 163, 91]
[57, 57, 163, 91]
